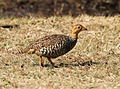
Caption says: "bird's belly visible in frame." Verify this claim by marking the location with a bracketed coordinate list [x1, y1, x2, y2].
[47, 48, 70, 58]
[40, 44, 74, 58]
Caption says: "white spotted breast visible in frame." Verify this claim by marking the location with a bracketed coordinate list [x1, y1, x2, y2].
[39, 35, 77, 58]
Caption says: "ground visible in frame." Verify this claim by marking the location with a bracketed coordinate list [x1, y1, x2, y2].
[0, 15, 120, 89]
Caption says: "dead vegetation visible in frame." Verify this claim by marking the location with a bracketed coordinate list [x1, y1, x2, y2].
[0, 0, 120, 17]
[0, 15, 120, 89]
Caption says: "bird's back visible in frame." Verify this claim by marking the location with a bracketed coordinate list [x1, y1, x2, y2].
[23, 34, 77, 58]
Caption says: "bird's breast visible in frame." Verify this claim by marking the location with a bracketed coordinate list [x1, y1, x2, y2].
[39, 38, 77, 58]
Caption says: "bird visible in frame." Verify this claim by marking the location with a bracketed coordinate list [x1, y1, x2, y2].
[21, 24, 87, 67]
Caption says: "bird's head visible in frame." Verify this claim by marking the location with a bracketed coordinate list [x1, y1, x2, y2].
[70, 24, 87, 39]
[71, 24, 87, 34]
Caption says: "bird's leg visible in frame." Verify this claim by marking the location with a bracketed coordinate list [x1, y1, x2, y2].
[39, 56, 44, 67]
[47, 58, 55, 67]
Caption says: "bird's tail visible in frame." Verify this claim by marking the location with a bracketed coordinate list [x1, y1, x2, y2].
[12, 48, 32, 55]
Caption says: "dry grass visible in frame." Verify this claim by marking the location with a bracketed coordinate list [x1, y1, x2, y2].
[0, 15, 120, 89]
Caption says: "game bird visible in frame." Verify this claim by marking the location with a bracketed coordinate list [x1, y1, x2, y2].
[21, 24, 87, 67]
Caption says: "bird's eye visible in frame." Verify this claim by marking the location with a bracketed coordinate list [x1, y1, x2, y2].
[78, 26, 81, 29]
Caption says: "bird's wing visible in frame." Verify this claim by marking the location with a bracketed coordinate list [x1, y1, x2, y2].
[23, 34, 69, 53]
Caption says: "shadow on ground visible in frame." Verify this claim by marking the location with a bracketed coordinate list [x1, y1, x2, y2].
[32, 61, 101, 68]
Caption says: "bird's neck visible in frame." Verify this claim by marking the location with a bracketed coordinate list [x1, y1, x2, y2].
[70, 33, 78, 39]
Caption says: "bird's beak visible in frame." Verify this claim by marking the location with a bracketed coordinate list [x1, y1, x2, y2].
[83, 28, 87, 31]
[85, 28, 87, 30]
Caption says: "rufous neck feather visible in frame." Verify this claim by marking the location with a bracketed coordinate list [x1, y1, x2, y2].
[70, 33, 78, 39]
